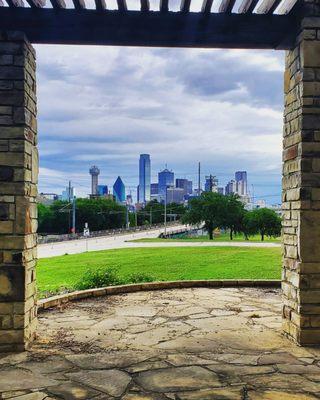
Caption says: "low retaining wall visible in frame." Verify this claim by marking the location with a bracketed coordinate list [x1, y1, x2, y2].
[38, 279, 281, 312]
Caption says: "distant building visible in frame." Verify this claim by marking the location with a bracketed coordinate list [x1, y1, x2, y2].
[113, 176, 126, 203]
[218, 187, 224, 195]
[38, 193, 58, 205]
[138, 154, 151, 204]
[205, 176, 219, 192]
[126, 194, 133, 205]
[166, 187, 185, 204]
[176, 178, 193, 196]
[151, 183, 158, 195]
[89, 165, 100, 196]
[235, 170, 248, 196]
[256, 199, 266, 208]
[97, 185, 108, 197]
[60, 185, 75, 201]
[158, 168, 174, 202]
[225, 180, 237, 195]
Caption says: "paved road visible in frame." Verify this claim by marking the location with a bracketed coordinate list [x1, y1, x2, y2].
[38, 226, 280, 258]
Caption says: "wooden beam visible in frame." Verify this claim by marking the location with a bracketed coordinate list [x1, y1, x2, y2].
[95, 0, 106, 10]
[50, 0, 66, 7]
[180, 0, 191, 12]
[219, 0, 236, 13]
[72, 0, 86, 9]
[201, 0, 213, 13]
[277, 0, 298, 14]
[140, 0, 149, 11]
[159, 0, 168, 12]
[0, 8, 299, 50]
[256, 0, 282, 13]
[238, 0, 259, 13]
[5, 0, 24, 6]
[117, 0, 127, 11]
[25, 0, 45, 6]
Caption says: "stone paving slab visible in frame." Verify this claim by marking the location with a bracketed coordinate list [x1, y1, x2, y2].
[1, 288, 320, 399]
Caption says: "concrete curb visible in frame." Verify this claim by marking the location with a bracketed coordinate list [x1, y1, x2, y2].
[37, 280, 281, 312]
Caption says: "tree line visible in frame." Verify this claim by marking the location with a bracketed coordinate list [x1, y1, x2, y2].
[38, 193, 281, 239]
[182, 192, 281, 241]
[38, 198, 185, 234]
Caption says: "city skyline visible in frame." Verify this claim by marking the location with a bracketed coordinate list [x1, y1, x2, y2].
[52, 155, 274, 207]
[47, 159, 279, 205]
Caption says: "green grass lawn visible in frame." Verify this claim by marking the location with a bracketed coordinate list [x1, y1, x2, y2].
[38, 246, 281, 297]
[131, 233, 281, 243]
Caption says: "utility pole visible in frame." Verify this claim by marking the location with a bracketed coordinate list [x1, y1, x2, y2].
[126, 203, 129, 229]
[164, 190, 167, 236]
[198, 162, 201, 196]
[72, 195, 76, 235]
[68, 180, 72, 202]
[150, 206, 152, 225]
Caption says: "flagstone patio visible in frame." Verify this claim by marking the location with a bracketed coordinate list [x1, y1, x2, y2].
[1, 287, 320, 399]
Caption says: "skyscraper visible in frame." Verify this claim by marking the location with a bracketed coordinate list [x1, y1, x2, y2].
[158, 168, 174, 202]
[113, 176, 126, 203]
[97, 185, 108, 197]
[205, 175, 219, 192]
[235, 171, 248, 196]
[176, 178, 192, 195]
[89, 165, 100, 196]
[138, 154, 151, 204]
[167, 187, 185, 204]
[225, 180, 237, 195]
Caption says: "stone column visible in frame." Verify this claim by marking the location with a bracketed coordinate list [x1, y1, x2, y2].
[0, 32, 38, 351]
[282, 5, 320, 345]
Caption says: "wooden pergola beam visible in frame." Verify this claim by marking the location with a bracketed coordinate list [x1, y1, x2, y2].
[95, 0, 106, 10]
[50, 0, 66, 8]
[256, 0, 282, 13]
[72, 0, 86, 9]
[5, 0, 24, 7]
[238, 0, 259, 13]
[0, 8, 300, 49]
[25, 0, 45, 7]
[117, 0, 127, 11]
[219, 0, 237, 13]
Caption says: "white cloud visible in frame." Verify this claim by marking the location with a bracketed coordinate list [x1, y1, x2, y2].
[35, 44, 284, 201]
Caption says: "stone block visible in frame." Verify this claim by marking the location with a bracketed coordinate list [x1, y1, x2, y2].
[0, 221, 13, 234]
[299, 210, 320, 262]
[301, 40, 320, 67]
[299, 329, 320, 345]
[0, 266, 25, 302]
[298, 289, 320, 304]
[0, 166, 14, 182]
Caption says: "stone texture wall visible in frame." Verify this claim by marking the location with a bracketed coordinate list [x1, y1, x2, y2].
[0, 32, 38, 351]
[283, 6, 320, 345]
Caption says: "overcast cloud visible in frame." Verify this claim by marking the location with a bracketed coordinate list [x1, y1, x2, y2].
[35, 45, 284, 202]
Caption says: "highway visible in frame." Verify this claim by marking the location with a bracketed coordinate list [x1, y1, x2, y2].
[38, 225, 280, 258]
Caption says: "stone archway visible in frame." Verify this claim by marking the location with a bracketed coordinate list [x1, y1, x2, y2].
[0, 3, 320, 351]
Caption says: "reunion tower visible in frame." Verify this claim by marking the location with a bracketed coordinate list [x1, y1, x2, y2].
[89, 165, 100, 196]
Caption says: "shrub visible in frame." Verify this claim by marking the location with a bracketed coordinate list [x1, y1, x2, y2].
[127, 272, 155, 284]
[75, 267, 123, 290]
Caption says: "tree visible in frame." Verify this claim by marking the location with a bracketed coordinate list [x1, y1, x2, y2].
[245, 208, 281, 241]
[37, 198, 127, 234]
[223, 194, 246, 240]
[182, 192, 227, 240]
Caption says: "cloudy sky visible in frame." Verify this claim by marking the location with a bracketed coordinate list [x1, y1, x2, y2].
[35, 42, 284, 203]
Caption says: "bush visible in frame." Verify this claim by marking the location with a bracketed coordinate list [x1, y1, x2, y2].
[75, 268, 155, 291]
[128, 272, 155, 283]
[75, 267, 123, 290]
